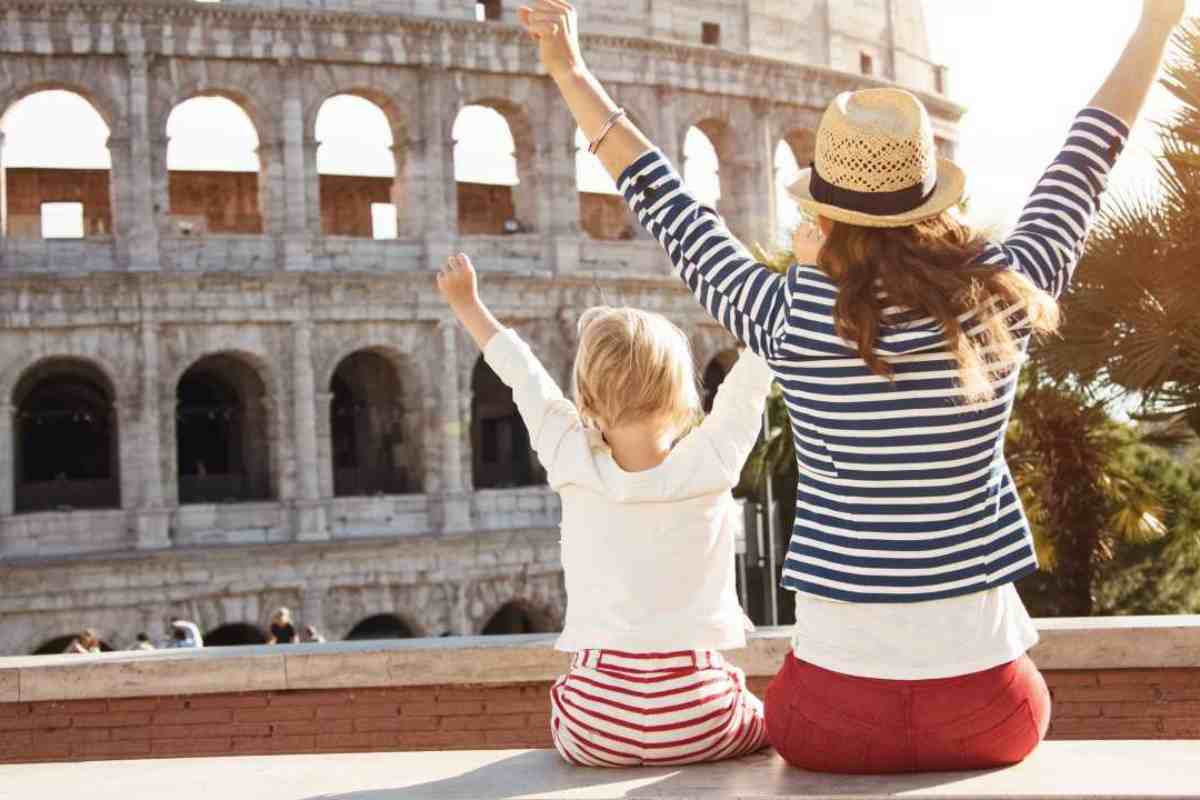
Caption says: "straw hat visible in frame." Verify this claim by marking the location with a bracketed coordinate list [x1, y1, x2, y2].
[787, 88, 965, 228]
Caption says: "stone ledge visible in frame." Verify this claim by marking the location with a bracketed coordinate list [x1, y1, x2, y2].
[1, 617, 1198, 704]
[1, 742, 1198, 799]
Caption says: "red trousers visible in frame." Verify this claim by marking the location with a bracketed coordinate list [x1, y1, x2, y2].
[764, 653, 1050, 774]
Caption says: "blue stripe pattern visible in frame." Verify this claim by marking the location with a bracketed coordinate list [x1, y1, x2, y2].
[617, 107, 1129, 602]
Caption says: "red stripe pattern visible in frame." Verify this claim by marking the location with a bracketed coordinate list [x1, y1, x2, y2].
[549, 649, 768, 767]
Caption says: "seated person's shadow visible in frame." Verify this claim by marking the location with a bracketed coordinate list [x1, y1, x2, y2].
[303, 748, 989, 800]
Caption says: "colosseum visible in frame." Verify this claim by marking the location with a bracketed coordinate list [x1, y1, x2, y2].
[0, 0, 961, 655]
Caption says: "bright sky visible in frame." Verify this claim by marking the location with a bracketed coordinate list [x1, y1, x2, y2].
[923, 0, 1200, 232]
[2, 1, 1196, 237]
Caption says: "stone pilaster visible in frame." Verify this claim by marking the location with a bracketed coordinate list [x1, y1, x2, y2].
[540, 99, 581, 273]
[303, 135, 322, 238]
[0, 130, 7, 241]
[256, 141, 285, 238]
[0, 404, 13, 517]
[121, 51, 161, 270]
[135, 322, 170, 549]
[435, 320, 471, 533]
[414, 67, 459, 269]
[280, 61, 313, 270]
[315, 391, 335, 501]
[291, 322, 327, 540]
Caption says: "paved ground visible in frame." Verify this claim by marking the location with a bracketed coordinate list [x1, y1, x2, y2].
[1, 741, 1198, 799]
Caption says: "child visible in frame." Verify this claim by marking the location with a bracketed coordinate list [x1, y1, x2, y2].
[437, 252, 773, 767]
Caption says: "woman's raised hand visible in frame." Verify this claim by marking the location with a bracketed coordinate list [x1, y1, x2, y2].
[518, 1, 584, 78]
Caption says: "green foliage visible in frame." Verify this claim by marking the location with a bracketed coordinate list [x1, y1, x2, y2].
[1005, 377, 1169, 616]
[1036, 20, 1200, 433]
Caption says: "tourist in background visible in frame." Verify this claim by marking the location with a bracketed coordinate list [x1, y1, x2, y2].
[521, 0, 1186, 773]
[132, 632, 156, 651]
[165, 618, 203, 649]
[268, 607, 298, 644]
[300, 625, 325, 644]
[63, 628, 101, 654]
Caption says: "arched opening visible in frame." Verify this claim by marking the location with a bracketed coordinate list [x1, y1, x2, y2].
[683, 124, 722, 209]
[701, 350, 739, 414]
[316, 94, 399, 239]
[480, 602, 554, 635]
[575, 127, 632, 240]
[0, 90, 112, 239]
[775, 131, 814, 249]
[176, 353, 273, 504]
[13, 358, 120, 513]
[453, 104, 531, 235]
[330, 350, 417, 496]
[471, 356, 543, 489]
[203, 623, 269, 647]
[31, 634, 114, 655]
[166, 95, 262, 235]
[345, 613, 416, 641]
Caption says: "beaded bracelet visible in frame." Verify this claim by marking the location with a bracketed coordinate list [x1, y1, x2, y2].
[588, 107, 627, 155]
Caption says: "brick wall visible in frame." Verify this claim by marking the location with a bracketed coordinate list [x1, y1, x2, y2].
[2, 668, 1196, 764]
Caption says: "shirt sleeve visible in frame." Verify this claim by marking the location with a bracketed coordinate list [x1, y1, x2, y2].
[618, 151, 793, 359]
[482, 328, 583, 488]
[696, 350, 775, 487]
[975, 107, 1130, 298]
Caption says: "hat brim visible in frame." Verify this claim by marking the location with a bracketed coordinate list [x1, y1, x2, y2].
[786, 158, 967, 229]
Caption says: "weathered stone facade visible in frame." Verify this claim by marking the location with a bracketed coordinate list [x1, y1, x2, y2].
[0, 0, 961, 655]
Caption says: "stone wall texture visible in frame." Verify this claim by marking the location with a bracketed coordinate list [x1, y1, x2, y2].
[0, 0, 960, 656]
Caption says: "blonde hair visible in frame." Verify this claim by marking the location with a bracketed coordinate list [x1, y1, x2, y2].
[572, 306, 701, 433]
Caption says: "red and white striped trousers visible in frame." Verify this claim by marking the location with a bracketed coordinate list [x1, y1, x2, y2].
[549, 648, 768, 767]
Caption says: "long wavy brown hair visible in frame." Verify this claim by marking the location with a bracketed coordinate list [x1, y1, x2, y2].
[815, 211, 1060, 402]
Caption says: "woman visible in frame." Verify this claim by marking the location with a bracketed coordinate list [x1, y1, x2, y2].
[519, 0, 1185, 774]
[268, 607, 298, 644]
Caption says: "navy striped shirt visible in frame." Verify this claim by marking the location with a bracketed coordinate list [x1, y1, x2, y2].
[618, 108, 1130, 602]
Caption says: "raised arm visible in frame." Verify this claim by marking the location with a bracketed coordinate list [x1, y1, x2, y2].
[436, 253, 581, 486]
[977, 0, 1185, 297]
[519, 1, 794, 358]
[697, 350, 776, 487]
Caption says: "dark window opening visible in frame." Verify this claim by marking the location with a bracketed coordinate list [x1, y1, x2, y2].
[860, 52, 875, 76]
[346, 614, 415, 641]
[330, 351, 416, 497]
[471, 357, 544, 489]
[701, 22, 721, 46]
[934, 65, 947, 94]
[203, 623, 270, 647]
[476, 0, 501, 21]
[481, 602, 553, 635]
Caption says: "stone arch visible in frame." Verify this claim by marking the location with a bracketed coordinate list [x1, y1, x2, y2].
[479, 599, 556, 635]
[0, 76, 122, 136]
[164, 92, 264, 235]
[774, 128, 816, 246]
[151, 82, 278, 153]
[470, 354, 544, 490]
[311, 87, 410, 238]
[345, 613, 419, 641]
[1, 86, 115, 239]
[174, 350, 276, 504]
[11, 356, 122, 513]
[701, 349, 739, 414]
[327, 347, 423, 496]
[453, 98, 538, 235]
[203, 622, 270, 647]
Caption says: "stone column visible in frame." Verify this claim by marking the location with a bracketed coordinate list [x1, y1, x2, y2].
[256, 141, 285, 238]
[388, 142, 407, 238]
[539, 99, 582, 273]
[103, 53, 159, 269]
[655, 87, 683, 168]
[0, 130, 7, 241]
[134, 322, 170, 549]
[0, 404, 13, 517]
[315, 391, 335, 501]
[278, 59, 313, 270]
[291, 322, 327, 540]
[149, 134, 171, 238]
[435, 320, 471, 533]
[414, 67, 459, 270]
[303, 136, 322, 238]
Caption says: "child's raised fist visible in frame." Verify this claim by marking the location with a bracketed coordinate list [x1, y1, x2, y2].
[436, 252, 479, 308]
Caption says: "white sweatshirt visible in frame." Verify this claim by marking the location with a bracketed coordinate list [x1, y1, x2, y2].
[483, 329, 774, 652]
